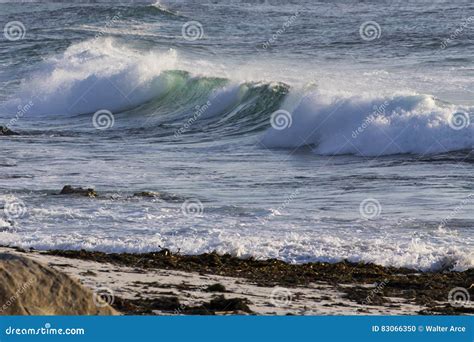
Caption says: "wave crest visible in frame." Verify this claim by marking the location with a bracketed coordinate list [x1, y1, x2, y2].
[10, 38, 179, 116]
[261, 92, 473, 156]
[7, 38, 473, 156]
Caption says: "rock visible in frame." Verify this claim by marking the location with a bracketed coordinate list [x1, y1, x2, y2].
[133, 191, 159, 198]
[0, 126, 19, 136]
[133, 191, 183, 202]
[204, 283, 227, 292]
[0, 253, 117, 315]
[59, 185, 97, 198]
[200, 295, 253, 313]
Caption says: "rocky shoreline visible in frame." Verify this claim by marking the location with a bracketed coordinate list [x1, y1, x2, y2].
[0, 246, 471, 315]
[45, 248, 474, 315]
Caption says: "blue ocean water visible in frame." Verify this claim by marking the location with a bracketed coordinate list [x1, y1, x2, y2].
[0, 0, 472, 270]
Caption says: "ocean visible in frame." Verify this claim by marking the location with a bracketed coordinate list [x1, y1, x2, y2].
[0, 0, 472, 271]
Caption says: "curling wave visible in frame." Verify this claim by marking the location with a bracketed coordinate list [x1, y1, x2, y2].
[8, 38, 473, 156]
[262, 92, 473, 156]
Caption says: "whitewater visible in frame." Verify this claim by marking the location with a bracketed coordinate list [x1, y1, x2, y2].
[0, 0, 472, 271]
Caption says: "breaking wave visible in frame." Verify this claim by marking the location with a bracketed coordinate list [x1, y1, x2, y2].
[7, 38, 473, 156]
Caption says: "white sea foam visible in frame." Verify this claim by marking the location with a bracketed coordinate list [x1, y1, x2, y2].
[261, 91, 473, 156]
[1, 223, 472, 271]
[9, 38, 179, 116]
[7, 38, 249, 118]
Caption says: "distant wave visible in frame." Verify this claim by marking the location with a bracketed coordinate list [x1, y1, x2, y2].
[11, 1, 181, 22]
[7, 38, 473, 156]
[148, 1, 183, 17]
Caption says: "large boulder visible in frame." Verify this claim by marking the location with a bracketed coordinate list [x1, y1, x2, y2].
[0, 253, 117, 315]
